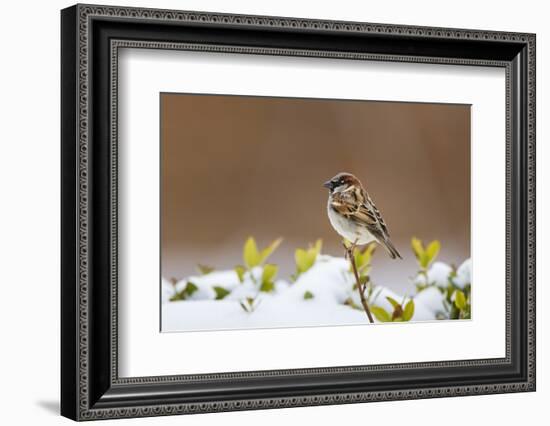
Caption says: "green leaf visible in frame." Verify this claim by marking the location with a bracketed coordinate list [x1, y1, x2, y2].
[243, 237, 261, 268]
[259, 237, 283, 264]
[260, 264, 278, 292]
[169, 291, 185, 301]
[260, 280, 275, 292]
[450, 304, 460, 319]
[356, 243, 376, 270]
[425, 241, 440, 263]
[303, 290, 314, 300]
[386, 296, 400, 309]
[261, 264, 278, 284]
[213, 286, 230, 300]
[197, 264, 214, 275]
[411, 237, 424, 259]
[403, 299, 415, 321]
[293, 239, 323, 276]
[184, 282, 198, 297]
[445, 286, 454, 302]
[313, 239, 323, 256]
[454, 290, 467, 310]
[371, 306, 391, 322]
[170, 282, 198, 301]
[234, 265, 246, 283]
[419, 253, 431, 269]
[295, 248, 316, 274]
[295, 249, 306, 272]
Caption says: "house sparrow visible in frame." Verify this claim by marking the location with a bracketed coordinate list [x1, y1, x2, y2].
[324, 172, 402, 259]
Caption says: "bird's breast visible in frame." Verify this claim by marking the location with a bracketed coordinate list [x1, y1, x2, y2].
[326, 200, 376, 244]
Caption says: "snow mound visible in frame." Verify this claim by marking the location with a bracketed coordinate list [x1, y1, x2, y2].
[414, 261, 452, 288]
[161, 256, 471, 331]
[452, 259, 472, 289]
[281, 256, 350, 304]
[414, 286, 445, 315]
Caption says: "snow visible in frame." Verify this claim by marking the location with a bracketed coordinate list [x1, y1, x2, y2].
[369, 287, 435, 322]
[452, 258, 472, 289]
[163, 298, 368, 331]
[280, 256, 350, 304]
[414, 261, 453, 288]
[414, 286, 446, 315]
[162, 255, 471, 332]
[174, 269, 242, 301]
[161, 278, 175, 304]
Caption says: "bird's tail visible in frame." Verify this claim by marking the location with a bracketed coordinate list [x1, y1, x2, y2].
[382, 238, 402, 260]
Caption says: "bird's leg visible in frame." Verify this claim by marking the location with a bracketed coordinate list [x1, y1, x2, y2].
[342, 239, 359, 260]
[342, 241, 351, 260]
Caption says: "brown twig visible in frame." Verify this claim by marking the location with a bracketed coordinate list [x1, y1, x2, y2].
[346, 245, 375, 324]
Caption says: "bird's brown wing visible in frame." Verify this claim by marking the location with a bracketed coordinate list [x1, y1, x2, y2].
[357, 190, 402, 259]
[331, 187, 401, 259]
[330, 186, 377, 226]
[360, 191, 390, 236]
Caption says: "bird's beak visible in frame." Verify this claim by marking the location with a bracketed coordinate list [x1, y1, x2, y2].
[323, 180, 332, 189]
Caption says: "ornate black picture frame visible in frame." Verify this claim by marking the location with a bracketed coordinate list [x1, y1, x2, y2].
[61, 4, 536, 421]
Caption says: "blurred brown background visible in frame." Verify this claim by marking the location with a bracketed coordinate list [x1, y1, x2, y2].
[161, 93, 470, 293]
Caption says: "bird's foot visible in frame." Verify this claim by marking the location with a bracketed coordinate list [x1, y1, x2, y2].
[342, 241, 351, 260]
[342, 241, 357, 260]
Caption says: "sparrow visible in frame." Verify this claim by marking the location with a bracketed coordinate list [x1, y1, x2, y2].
[324, 172, 402, 259]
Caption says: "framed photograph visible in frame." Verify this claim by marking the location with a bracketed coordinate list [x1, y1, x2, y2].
[61, 4, 536, 421]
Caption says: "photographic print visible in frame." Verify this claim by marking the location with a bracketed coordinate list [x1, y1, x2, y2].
[61, 6, 536, 418]
[161, 94, 471, 332]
